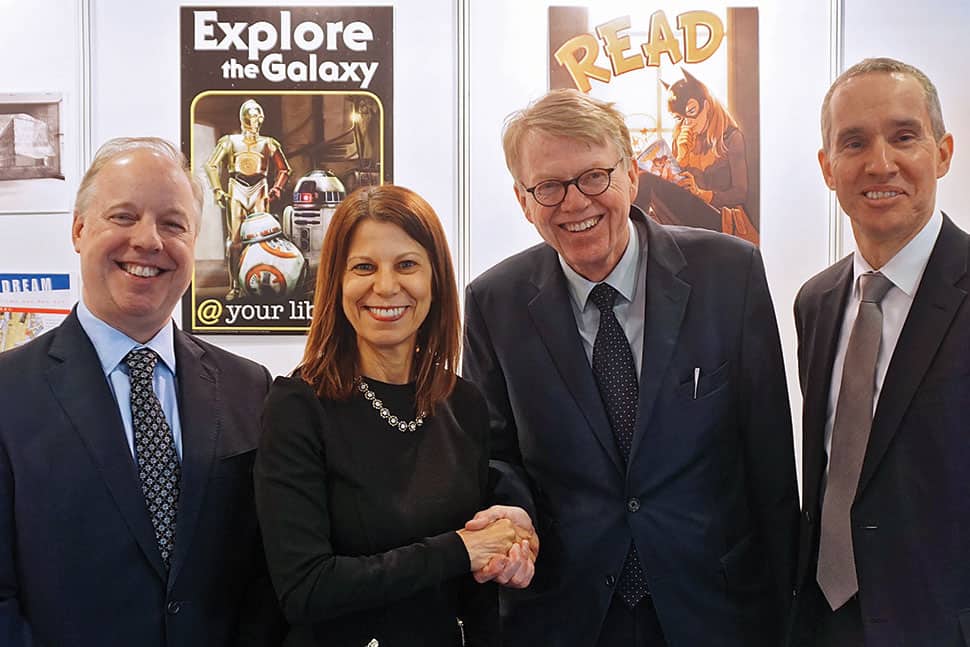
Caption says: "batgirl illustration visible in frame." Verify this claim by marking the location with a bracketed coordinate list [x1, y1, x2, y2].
[665, 70, 758, 245]
[548, 7, 761, 245]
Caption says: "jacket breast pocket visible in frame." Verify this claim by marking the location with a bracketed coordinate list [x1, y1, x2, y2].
[908, 372, 970, 408]
[211, 447, 256, 481]
[674, 361, 730, 401]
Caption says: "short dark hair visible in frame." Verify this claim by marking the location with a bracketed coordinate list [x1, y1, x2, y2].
[299, 184, 461, 414]
[821, 57, 946, 151]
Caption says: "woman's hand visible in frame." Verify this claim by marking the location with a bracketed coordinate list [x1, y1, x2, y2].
[457, 518, 526, 571]
[676, 171, 714, 203]
[675, 125, 696, 158]
[462, 506, 538, 587]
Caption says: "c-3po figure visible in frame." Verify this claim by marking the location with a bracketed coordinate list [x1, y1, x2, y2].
[205, 99, 291, 300]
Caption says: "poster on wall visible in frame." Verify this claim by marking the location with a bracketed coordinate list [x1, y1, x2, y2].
[0, 93, 69, 214]
[180, 6, 393, 334]
[0, 273, 74, 352]
[550, 7, 760, 245]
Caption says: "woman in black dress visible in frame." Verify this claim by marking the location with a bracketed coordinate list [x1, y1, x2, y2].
[255, 185, 531, 646]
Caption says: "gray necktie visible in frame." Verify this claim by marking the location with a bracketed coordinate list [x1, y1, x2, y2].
[125, 348, 181, 568]
[817, 271, 893, 610]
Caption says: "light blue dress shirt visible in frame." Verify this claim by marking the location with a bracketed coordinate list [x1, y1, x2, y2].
[76, 300, 184, 461]
[559, 217, 647, 378]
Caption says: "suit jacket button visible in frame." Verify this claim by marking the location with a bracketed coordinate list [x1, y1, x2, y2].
[166, 601, 181, 615]
[804, 510, 812, 524]
[605, 575, 616, 587]
[627, 497, 641, 513]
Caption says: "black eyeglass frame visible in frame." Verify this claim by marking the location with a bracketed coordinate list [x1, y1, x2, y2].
[523, 158, 626, 207]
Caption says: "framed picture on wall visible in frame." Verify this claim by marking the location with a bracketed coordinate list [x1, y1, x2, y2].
[0, 94, 64, 182]
[0, 92, 75, 214]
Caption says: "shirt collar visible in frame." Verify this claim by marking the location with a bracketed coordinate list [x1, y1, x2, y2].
[560, 217, 640, 311]
[76, 300, 177, 377]
[852, 209, 942, 298]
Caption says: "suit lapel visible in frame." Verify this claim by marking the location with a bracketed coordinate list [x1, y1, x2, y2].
[800, 258, 853, 512]
[859, 216, 969, 495]
[46, 312, 168, 580]
[168, 329, 219, 585]
[629, 216, 690, 459]
[527, 247, 624, 474]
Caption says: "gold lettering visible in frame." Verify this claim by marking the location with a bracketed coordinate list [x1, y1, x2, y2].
[595, 16, 644, 78]
[641, 10, 683, 67]
[678, 10, 724, 64]
[554, 33, 611, 93]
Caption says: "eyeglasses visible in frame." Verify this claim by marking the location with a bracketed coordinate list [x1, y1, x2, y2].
[523, 159, 624, 207]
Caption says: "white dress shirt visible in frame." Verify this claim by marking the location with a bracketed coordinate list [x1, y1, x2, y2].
[824, 210, 943, 463]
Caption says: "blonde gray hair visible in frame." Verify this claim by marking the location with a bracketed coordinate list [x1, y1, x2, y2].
[74, 137, 204, 218]
[502, 89, 633, 182]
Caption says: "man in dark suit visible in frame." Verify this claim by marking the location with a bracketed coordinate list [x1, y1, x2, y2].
[0, 137, 283, 646]
[463, 89, 798, 646]
[791, 58, 970, 646]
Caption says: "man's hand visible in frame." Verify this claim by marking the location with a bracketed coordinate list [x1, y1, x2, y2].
[464, 505, 538, 588]
[472, 540, 535, 587]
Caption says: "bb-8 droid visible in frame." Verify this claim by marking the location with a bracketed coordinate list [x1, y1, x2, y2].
[237, 211, 306, 297]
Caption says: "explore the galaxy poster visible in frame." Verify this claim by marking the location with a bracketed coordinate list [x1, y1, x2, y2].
[180, 6, 393, 333]
[550, 7, 760, 246]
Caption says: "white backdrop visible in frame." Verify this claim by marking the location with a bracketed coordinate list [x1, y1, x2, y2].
[839, 0, 970, 253]
[1, 1, 968, 468]
[0, 0, 83, 283]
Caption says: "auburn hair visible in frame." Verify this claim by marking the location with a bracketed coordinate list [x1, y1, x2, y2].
[298, 184, 460, 414]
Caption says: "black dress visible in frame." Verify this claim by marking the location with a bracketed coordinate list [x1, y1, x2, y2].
[255, 375, 498, 647]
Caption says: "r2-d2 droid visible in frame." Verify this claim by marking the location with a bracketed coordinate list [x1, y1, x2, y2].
[237, 211, 306, 298]
[281, 170, 347, 264]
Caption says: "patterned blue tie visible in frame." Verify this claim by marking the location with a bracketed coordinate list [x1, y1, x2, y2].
[590, 283, 649, 608]
[125, 348, 180, 569]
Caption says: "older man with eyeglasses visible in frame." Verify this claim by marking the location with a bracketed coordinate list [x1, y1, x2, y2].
[462, 89, 798, 647]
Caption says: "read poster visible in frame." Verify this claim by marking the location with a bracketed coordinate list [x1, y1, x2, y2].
[180, 6, 393, 333]
[550, 7, 760, 245]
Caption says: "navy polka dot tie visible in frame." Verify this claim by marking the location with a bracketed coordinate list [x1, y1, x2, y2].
[589, 283, 649, 608]
[125, 348, 180, 569]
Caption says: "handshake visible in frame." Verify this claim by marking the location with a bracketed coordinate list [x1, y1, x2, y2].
[457, 505, 539, 589]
